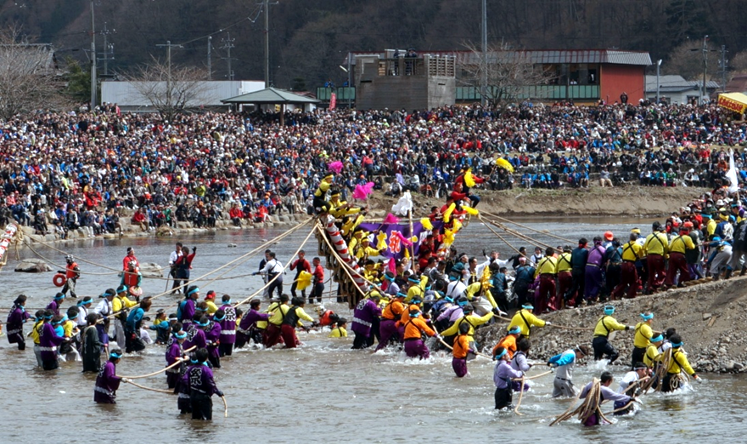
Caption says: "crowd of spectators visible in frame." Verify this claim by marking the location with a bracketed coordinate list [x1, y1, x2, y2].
[0, 101, 745, 238]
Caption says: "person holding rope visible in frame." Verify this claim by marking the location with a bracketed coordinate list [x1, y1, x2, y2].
[402, 306, 439, 360]
[254, 252, 284, 300]
[548, 345, 589, 397]
[566, 238, 589, 307]
[46, 292, 65, 316]
[535, 247, 558, 312]
[235, 299, 269, 348]
[662, 334, 702, 391]
[614, 363, 649, 415]
[263, 294, 290, 348]
[166, 327, 187, 388]
[94, 349, 126, 404]
[6, 294, 30, 350]
[289, 250, 311, 302]
[76, 297, 94, 330]
[493, 346, 524, 410]
[376, 292, 405, 351]
[218, 295, 237, 357]
[280, 298, 315, 349]
[124, 297, 151, 353]
[508, 303, 550, 339]
[60, 255, 80, 299]
[513, 257, 536, 308]
[510, 338, 533, 392]
[451, 321, 477, 377]
[440, 303, 492, 347]
[492, 325, 522, 360]
[631, 312, 654, 369]
[112, 284, 138, 349]
[578, 371, 633, 426]
[93, 288, 115, 354]
[351, 293, 382, 349]
[592, 305, 633, 365]
[644, 222, 669, 293]
[204, 311, 222, 368]
[177, 286, 201, 327]
[556, 246, 573, 309]
[612, 233, 644, 299]
[40, 312, 67, 370]
[185, 347, 224, 421]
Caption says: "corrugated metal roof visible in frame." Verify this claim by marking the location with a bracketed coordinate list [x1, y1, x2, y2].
[221, 87, 320, 104]
[348, 49, 651, 66]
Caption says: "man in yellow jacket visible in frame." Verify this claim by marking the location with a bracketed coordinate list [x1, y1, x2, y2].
[508, 303, 549, 338]
[534, 247, 558, 312]
[612, 233, 643, 299]
[592, 305, 633, 364]
[440, 305, 492, 344]
[631, 312, 654, 369]
[644, 222, 669, 293]
[662, 333, 702, 391]
[665, 227, 696, 287]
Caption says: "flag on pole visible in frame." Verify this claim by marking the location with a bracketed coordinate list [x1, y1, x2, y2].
[727, 150, 740, 194]
[329, 93, 337, 111]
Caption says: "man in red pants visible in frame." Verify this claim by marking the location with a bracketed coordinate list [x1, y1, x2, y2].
[644, 222, 668, 293]
[665, 227, 695, 287]
[613, 233, 643, 299]
[556, 246, 573, 308]
[535, 247, 558, 312]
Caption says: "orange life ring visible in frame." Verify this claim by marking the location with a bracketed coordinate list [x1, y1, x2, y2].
[53, 273, 67, 287]
[129, 286, 143, 297]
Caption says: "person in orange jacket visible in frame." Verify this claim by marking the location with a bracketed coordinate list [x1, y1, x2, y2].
[452, 322, 477, 377]
[402, 307, 438, 360]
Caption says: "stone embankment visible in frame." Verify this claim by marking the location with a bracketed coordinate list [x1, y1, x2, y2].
[475, 277, 747, 374]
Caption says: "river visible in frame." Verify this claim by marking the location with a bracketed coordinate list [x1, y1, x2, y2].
[0, 220, 741, 443]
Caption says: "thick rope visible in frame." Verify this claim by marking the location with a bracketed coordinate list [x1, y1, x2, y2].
[123, 379, 173, 394]
[23, 239, 119, 275]
[232, 225, 317, 309]
[477, 215, 523, 255]
[221, 396, 228, 418]
[482, 216, 562, 253]
[483, 211, 575, 244]
[117, 346, 197, 379]
[108, 219, 312, 316]
[26, 237, 122, 272]
[513, 376, 526, 415]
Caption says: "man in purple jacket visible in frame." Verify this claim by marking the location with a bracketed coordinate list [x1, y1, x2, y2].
[94, 349, 125, 404]
[188, 348, 224, 420]
[166, 328, 186, 389]
[235, 299, 269, 348]
[40, 312, 66, 370]
[218, 295, 237, 356]
[584, 237, 607, 303]
[351, 294, 381, 349]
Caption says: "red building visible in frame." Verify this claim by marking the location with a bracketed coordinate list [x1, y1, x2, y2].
[318, 49, 651, 107]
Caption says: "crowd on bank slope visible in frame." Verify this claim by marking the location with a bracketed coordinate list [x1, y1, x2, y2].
[0, 102, 746, 238]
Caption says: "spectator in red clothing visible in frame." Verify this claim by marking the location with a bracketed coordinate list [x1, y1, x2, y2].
[453, 167, 484, 208]
[229, 203, 244, 227]
[131, 208, 147, 232]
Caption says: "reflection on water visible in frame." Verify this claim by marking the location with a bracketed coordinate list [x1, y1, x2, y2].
[0, 223, 742, 442]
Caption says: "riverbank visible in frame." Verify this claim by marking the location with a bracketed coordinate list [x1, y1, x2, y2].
[368, 185, 708, 217]
[475, 276, 747, 374]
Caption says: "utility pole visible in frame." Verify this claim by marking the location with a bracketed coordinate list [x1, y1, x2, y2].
[156, 41, 183, 107]
[480, 0, 488, 107]
[221, 32, 235, 81]
[701, 35, 708, 104]
[90, 0, 97, 110]
[264, 0, 270, 87]
[720, 44, 728, 92]
[207, 36, 212, 80]
[99, 22, 115, 77]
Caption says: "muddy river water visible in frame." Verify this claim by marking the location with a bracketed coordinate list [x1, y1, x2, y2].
[0, 220, 742, 443]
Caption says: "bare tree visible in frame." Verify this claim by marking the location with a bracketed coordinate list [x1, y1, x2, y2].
[126, 56, 208, 119]
[460, 42, 553, 108]
[663, 40, 720, 81]
[0, 26, 65, 120]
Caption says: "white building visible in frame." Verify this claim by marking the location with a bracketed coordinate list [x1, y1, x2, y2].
[101, 80, 265, 112]
[645, 75, 719, 104]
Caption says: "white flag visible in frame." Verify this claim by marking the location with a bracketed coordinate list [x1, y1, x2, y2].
[727, 150, 740, 194]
